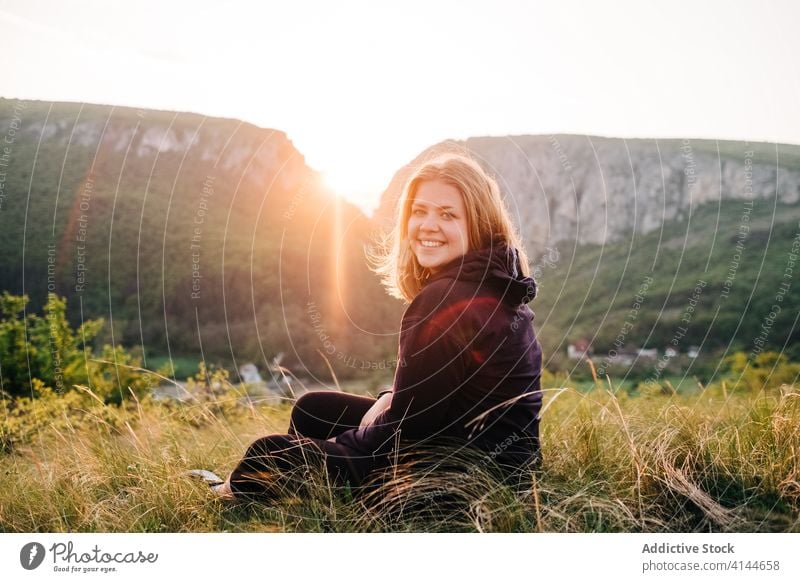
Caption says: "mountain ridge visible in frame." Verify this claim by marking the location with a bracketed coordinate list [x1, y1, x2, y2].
[373, 134, 800, 257]
[2, 98, 798, 376]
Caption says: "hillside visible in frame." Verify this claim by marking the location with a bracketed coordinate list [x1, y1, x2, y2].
[533, 199, 800, 374]
[0, 98, 403, 381]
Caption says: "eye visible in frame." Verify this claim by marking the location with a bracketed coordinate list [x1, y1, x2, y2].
[412, 208, 425, 216]
[441, 211, 454, 219]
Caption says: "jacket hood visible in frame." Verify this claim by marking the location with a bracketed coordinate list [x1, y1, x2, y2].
[427, 242, 537, 305]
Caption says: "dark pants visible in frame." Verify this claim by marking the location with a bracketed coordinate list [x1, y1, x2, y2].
[228, 391, 378, 499]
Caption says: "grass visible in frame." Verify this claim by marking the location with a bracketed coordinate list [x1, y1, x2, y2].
[1, 377, 799, 532]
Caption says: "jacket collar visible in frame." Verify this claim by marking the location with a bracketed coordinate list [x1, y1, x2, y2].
[426, 241, 537, 305]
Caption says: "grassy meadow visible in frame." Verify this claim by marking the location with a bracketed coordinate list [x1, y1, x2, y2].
[1, 372, 798, 533]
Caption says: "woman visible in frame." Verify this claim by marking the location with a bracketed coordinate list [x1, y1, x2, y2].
[198, 152, 543, 500]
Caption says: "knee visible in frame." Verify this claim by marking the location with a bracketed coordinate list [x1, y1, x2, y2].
[290, 391, 326, 423]
[294, 391, 327, 414]
[293, 391, 319, 411]
[290, 393, 313, 427]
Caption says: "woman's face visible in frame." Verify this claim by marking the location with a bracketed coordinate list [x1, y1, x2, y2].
[407, 179, 470, 274]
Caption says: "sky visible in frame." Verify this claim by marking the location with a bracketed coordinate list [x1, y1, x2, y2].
[2, 0, 799, 214]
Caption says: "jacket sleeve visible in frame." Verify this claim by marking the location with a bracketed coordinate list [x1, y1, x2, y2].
[335, 302, 469, 455]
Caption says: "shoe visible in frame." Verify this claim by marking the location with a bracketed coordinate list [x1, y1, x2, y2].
[185, 469, 236, 501]
[185, 469, 224, 487]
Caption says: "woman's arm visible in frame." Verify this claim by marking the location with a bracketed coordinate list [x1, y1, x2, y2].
[334, 312, 468, 453]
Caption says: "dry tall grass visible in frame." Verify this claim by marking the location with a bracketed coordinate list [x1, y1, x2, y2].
[1, 379, 798, 532]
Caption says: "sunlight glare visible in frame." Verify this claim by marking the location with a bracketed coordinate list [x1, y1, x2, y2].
[321, 164, 386, 217]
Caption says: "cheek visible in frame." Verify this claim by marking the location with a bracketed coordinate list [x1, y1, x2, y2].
[448, 223, 470, 248]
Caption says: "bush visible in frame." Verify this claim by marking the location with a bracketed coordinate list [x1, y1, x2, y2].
[0, 292, 158, 402]
[725, 351, 800, 392]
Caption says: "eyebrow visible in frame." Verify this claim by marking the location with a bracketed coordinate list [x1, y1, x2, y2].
[411, 202, 456, 211]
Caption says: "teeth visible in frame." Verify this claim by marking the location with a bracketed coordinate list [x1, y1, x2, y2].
[420, 240, 444, 247]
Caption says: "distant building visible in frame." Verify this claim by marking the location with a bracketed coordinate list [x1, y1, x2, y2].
[567, 338, 594, 359]
[637, 348, 658, 359]
[615, 350, 637, 366]
[687, 346, 700, 358]
[664, 347, 678, 358]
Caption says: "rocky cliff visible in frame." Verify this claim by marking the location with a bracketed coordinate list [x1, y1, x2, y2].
[373, 135, 800, 256]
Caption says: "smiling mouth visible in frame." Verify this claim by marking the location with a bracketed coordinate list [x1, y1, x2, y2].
[419, 240, 445, 248]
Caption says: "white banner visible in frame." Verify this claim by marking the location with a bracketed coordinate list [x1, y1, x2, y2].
[1, 533, 797, 581]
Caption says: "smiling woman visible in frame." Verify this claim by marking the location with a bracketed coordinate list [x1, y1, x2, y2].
[193, 152, 543, 502]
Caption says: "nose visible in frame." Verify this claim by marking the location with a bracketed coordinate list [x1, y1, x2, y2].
[420, 213, 440, 231]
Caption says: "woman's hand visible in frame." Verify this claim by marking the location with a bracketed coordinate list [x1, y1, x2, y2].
[359, 392, 393, 429]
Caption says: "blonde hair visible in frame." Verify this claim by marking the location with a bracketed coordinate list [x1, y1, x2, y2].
[370, 152, 530, 303]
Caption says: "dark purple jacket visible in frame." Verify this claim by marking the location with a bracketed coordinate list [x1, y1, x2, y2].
[335, 242, 543, 471]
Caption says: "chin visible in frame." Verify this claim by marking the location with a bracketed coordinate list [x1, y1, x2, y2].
[419, 259, 445, 273]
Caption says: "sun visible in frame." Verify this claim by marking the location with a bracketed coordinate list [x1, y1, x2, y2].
[321, 165, 385, 216]
[288, 129, 416, 217]
[295, 135, 403, 217]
